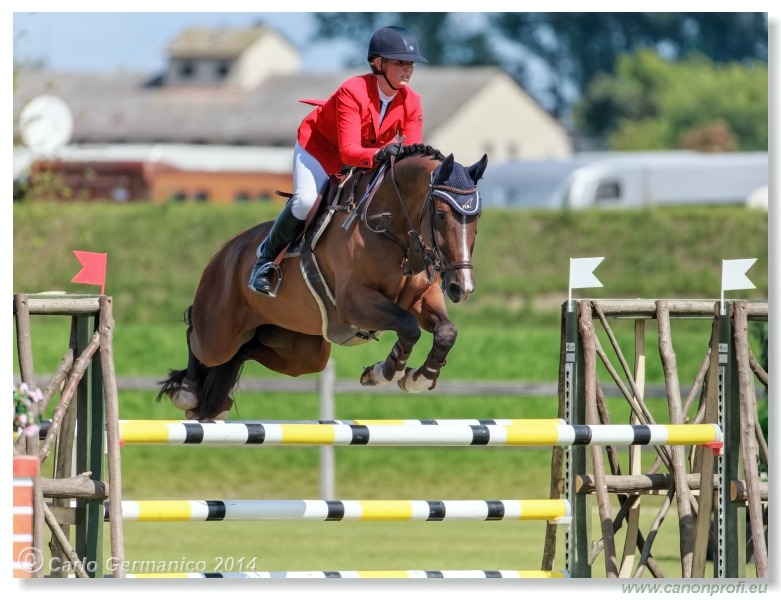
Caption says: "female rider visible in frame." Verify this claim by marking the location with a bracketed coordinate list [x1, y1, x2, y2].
[248, 25, 428, 295]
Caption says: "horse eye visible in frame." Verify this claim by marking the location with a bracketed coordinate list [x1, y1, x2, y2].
[436, 210, 446, 220]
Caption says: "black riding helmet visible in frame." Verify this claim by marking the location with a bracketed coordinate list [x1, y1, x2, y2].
[368, 26, 428, 92]
[367, 26, 429, 64]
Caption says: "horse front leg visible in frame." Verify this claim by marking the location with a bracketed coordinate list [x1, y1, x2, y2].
[360, 335, 419, 386]
[397, 322, 456, 392]
[397, 287, 457, 393]
[337, 286, 421, 387]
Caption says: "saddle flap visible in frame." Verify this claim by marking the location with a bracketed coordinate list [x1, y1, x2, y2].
[297, 171, 379, 346]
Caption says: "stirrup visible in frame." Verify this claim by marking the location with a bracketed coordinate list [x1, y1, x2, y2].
[248, 262, 283, 297]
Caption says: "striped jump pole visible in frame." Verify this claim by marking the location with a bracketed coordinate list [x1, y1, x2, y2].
[123, 569, 569, 578]
[34, 418, 546, 439]
[106, 499, 572, 524]
[117, 419, 723, 448]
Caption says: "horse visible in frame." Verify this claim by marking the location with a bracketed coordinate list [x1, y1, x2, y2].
[157, 144, 488, 419]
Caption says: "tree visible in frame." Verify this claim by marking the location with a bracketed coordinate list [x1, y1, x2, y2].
[491, 13, 767, 118]
[573, 50, 768, 151]
[312, 13, 499, 68]
[312, 13, 768, 120]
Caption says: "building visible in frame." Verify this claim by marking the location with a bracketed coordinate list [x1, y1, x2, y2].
[13, 24, 573, 203]
[163, 25, 300, 90]
[14, 143, 294, 204]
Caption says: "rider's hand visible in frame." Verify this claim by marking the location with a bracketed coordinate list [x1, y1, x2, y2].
[375, 142, 403, 163]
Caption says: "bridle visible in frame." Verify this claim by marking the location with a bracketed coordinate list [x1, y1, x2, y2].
[363, 155, 478, 283]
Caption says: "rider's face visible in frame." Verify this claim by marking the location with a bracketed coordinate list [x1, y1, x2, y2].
[374, 58, 415, 90]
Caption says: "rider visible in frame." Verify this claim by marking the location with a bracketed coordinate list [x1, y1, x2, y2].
[248, 25, 429, 295]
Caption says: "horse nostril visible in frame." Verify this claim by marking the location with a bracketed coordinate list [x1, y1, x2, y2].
[447, 282, 463, 301]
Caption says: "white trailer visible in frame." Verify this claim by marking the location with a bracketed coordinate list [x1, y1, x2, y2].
[562, 152, 768, 209]
[482, 151, 768, 210]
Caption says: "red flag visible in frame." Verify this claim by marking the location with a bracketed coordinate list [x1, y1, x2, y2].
[71, 251, 108, 295]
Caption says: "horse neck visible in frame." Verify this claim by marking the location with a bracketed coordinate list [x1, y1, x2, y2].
[377, 157, 436, 233]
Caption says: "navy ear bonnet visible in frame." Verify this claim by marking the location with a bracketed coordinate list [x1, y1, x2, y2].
[431, 162, 482, 216]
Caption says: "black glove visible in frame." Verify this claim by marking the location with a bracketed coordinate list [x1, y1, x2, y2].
[375, 143, 402, 163]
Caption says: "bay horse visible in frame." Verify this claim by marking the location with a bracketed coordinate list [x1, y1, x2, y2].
[157, 144, 488, 419]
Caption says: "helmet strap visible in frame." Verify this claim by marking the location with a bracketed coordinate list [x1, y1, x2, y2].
[377, 58, 400, 92]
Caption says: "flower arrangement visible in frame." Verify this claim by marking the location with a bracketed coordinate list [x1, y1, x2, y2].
[13, 382, 43, 438]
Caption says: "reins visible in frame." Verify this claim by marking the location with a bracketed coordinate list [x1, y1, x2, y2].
[362, 154, 476, 283]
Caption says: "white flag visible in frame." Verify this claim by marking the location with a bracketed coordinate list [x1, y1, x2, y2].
[722, 258, 757, 291]
[570, 257, 605, 290]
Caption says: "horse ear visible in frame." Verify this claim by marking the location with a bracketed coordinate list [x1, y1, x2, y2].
[434, 154, 455, 184]
[467, 154, 488, 183]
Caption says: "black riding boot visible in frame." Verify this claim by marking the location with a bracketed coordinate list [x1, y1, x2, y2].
[248, 203, 306, 295]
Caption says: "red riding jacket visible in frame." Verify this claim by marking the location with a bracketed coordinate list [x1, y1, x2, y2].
[297, 73, 424, 175]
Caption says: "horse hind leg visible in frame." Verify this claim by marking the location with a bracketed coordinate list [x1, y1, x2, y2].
[189, 356, 240, 420]
[157, 306, 235, 420]
[169, 344, 201, 412]
[157, 306, 200, 409]
[249, 326, 331, 376]
[191, 329, 328, 420]
[165, 348, 240, 421]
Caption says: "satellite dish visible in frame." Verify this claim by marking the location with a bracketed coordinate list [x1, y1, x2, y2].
[19, 94, 74, 155]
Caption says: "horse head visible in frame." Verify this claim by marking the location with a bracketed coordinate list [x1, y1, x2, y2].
[428, 153, 488, 303]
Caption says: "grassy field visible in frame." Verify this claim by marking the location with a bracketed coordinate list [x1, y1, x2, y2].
[13, 202, 768, 580]
[13, 202, 769, 325]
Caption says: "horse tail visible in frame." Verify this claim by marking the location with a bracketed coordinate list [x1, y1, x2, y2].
[155, 366, 187, 400]
[156, 305, 193, 403]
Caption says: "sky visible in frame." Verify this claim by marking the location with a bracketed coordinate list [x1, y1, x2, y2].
[10, 3, 779, 77]
[12, 11, 355, 75]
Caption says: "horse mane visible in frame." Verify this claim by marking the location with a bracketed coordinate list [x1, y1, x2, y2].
[397, 144, 446, 162]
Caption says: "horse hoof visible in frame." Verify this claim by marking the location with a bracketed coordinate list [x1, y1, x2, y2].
[185, 409, 230, 420]
[397, 368, 435, 393]
[361, 363, 407, 386]
[170, 388, 198, 410]
[185, 396, 233, 421]
[360, 363, 385, 386]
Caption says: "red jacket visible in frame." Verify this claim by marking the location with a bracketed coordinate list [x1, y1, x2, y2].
[297, 73, 424, 175]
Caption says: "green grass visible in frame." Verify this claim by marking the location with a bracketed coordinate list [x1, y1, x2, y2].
[13, 203, 768, 325]
[13, 203, 767, 579]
